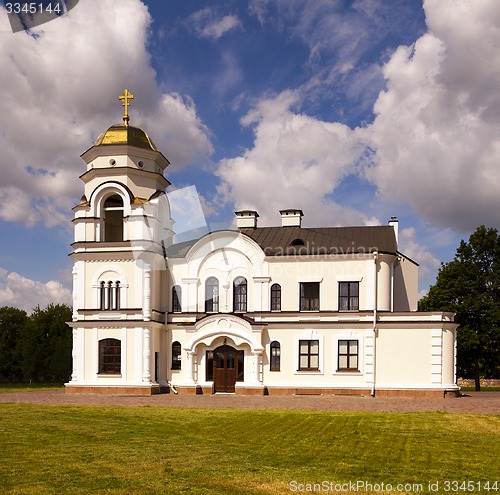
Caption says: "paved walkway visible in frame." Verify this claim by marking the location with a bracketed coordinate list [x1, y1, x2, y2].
[1, 390, 499, 414]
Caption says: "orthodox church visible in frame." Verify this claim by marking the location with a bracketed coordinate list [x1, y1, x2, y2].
[65, 90, 459, 397]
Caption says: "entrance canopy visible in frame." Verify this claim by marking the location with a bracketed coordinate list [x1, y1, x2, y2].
[183, 314, 264, 353]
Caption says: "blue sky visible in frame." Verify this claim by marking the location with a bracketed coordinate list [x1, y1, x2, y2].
[1, 0, 499, 311]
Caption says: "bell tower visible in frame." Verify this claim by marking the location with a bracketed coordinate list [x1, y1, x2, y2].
[66, 90, 173, 395]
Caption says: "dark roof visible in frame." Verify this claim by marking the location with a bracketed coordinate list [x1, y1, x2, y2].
[240, 226, 397, 256]
[165, 225, 398, 258]
[165, 238, 199, 258]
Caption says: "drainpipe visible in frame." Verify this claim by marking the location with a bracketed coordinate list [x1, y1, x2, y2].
[371, 251, 378, 397]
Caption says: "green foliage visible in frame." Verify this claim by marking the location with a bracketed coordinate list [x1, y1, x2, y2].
[0, 304, 72, 382]
[419, 226, 500, 382]
[0, 307, 28, 379]
[0, 405, 499, 495]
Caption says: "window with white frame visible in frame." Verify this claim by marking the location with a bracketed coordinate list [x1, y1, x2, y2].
[103, 194, 124, 242]
[270, 341, 281, 371]
[270, 284, 281, 311]
[98, 338, 121, 374]
[205, 277, 219, 313]
[171, 341, 181, 370]
[172, 285, 182, 312]
[233, 276, 247, 312]
[337, 339, 359, 371]
[339, 282, 359, 311]
[298, 339, 320, 371]
[300, 282, 319, 311]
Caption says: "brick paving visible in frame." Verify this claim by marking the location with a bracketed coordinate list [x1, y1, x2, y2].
[0, 390, 499, 414]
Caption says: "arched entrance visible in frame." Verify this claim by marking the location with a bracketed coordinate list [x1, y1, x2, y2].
[212, 344, 243, 393]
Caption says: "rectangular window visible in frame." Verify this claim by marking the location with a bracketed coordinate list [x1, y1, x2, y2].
[237, 350, 244, 382]
[271, 284, 281, 311]
[339, 282, 359, 311]
[206, 350, 214, 381]
[298, 339, 319, 371]
[171, 342, 181, 370]
[270, 341, 281, 371]
[172, 286, 181, 312]
[338, 340, 359, 371]
[300, 282, 320, 311]
[98, 339, 121, 374]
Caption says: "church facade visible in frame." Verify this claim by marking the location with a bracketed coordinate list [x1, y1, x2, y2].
[65, 91, 459, 397]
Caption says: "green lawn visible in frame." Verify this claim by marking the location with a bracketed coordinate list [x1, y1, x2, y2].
[0, 405, 498, 495]
[461, 386, 500, 392]
[0, 382, 64, 394]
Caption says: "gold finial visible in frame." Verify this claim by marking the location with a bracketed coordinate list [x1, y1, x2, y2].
[119, 89, 134, 126]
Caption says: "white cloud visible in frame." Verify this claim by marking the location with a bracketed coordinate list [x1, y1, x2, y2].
[366, 0, 500, 231]
[398, 227, 441, 291]
[215, 90, 370, 226]
[187, 8, 241, 40]
[0, 0, 212, 228]
[0, 269, 72, 313]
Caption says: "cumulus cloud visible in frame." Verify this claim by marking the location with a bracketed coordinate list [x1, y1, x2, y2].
[0, 0, 212, 228]
[0, 269, 72, 313]
[215, 90, 369, 226]
[366, 0, 500, 231]
[398, 227, 441, 291]
[187, 8, 241, 40]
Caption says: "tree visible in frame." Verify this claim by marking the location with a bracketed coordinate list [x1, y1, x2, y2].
[19, 304, 72, 382]
[0, 307, 28, 380]
[419, 226, 500, 390]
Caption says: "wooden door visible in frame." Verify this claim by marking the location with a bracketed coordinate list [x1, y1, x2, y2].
[213, 345, 237, 393]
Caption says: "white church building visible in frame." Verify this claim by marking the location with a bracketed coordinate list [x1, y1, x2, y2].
[65, 91, 459, 397]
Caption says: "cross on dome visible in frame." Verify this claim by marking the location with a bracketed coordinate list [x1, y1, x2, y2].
[118, 89, 134, 126]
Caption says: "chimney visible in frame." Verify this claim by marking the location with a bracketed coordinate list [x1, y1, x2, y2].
[389, 216, 399, 246]
[235, 210, 259, 229]
[280, 209, 303, 227]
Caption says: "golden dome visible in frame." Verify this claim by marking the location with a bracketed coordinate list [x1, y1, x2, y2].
[94, 124, 158, 151]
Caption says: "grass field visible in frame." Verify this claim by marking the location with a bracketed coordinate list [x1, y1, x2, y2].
[0, 404, 499, 495]
[461, 386, 500, 392]
[0, 383, 64, 394]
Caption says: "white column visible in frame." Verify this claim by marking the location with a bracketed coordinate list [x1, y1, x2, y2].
[182, 278, 199, 312]
[70, 328, 78, 381]
[142, 328, 151, 383]
[253, 277, 271, 311]
[251, 351, 262, 384]
[72, 266, 78, 320]
[431, 329, 443, 384]
[121, 327, 127, 381]
[143, 267, 151, 321]
[91, 328, 98, 377]
[185, 351, 195, 384]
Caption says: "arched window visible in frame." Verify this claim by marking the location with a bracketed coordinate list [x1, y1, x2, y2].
[98, 338, 121, 374]
[99, 281, 121, 310]
[172, 285, 182, 312]
[270, 341, 281, 371]
[103, 195, 124, 242]
[233, 277, 247, 312]
[205, 277, 219, 313]
[99, 281, 106, 310]
[107, 281, 114, 309]
[171, 341, 181, 370]
[114, 281, 120, 310]
[271, 283, 281, 311]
